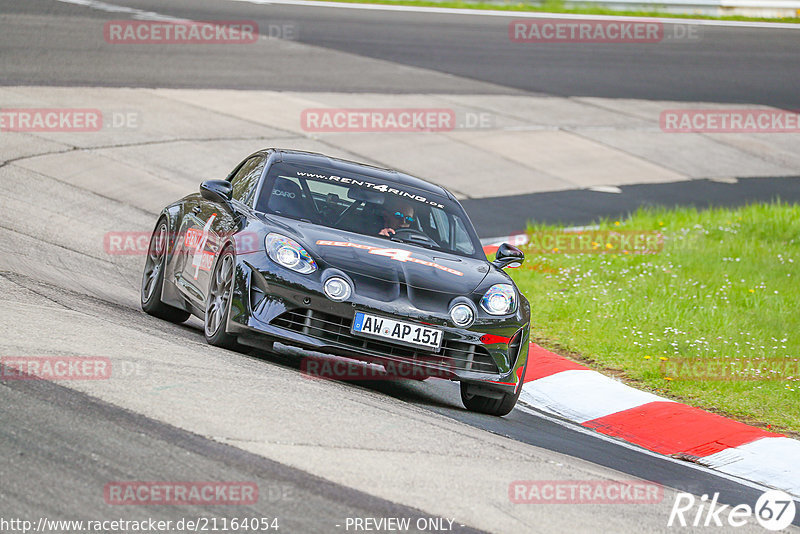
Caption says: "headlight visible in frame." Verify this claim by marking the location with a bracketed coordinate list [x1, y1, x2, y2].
[266, 233, 317, 274]
[480, 284, 516, 315]
[450, 303, 474, 327]
[323, 276, 351, 302]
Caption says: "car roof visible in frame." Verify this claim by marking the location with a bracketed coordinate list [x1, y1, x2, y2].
[257, 148, 453, 200]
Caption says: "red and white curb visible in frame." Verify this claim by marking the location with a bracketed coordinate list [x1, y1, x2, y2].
[517, 344, 800, 498]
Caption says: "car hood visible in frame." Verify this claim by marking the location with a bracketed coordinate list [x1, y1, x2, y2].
[271, 220, 490, 294]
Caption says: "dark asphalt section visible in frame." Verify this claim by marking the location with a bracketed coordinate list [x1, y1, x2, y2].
[2, 0, 800, 106]
[0, 370, 486, 534]
[0, 0, 508, 95]
[462, 176, 800, 238]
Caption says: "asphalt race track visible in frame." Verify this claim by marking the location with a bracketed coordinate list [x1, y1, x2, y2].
[463, 176, 800, 237]
[4, 0, 800, 107]
[1, 0, 799, 532]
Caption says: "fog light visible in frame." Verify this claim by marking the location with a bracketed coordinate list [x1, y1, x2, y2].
[323, 277, 351, 302]
[450, 303, 474, 327]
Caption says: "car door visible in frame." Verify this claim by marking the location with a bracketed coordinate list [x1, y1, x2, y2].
[174, 155, 265, 308]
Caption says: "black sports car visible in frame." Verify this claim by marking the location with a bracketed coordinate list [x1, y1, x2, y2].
[141, 149, 530, 416]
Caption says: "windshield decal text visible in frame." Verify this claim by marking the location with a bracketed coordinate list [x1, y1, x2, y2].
[296, 171, 445, 209]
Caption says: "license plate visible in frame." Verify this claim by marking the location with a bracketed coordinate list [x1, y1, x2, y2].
[352, 312, 443, 351]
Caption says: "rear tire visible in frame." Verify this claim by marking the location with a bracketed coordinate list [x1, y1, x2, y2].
[204, 247, 242, 350]
[141, 219, 191, 324]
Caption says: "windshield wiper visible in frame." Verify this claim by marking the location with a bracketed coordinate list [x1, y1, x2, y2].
[389, 235, 442, 251]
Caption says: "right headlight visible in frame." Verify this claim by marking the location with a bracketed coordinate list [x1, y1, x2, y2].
[480, 284, 517, 315]
[265, 233, 317, 274]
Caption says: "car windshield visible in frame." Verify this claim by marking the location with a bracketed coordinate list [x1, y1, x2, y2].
[256, 162, 482, 259]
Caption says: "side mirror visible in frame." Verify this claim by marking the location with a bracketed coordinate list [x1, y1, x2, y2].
[492, 243, 524, 269]
[200, 180, 233, 204]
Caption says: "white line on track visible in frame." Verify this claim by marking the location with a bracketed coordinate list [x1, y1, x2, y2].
[232, 0, 800, 29]
[55, 0, 190, 22]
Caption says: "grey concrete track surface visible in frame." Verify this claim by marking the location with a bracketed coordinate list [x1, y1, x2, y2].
[2, 0, 800, 106]
[0, 90, 790, 531]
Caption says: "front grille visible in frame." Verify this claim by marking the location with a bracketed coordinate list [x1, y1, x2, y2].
[271, 308, 499, 374]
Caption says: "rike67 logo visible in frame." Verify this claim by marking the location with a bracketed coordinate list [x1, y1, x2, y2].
[668, 490, 796, 530]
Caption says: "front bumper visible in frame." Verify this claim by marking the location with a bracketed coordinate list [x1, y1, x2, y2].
[227, 259, 530, 393]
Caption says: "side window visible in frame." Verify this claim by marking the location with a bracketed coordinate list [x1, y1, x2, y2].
[430, 208, 450, 245]
[229, 156, 265, 206]
[453, 216, 475, 255]
[264, 175, 316, 221]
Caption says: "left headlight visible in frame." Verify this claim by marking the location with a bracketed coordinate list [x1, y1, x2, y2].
[480, 284, 517, 315]
[266, 233, 317, 274]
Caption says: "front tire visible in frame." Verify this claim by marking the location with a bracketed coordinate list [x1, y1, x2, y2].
[204, 247, 242, 350]
[460, 382, 522, 417]
[141, 219, 190, 323]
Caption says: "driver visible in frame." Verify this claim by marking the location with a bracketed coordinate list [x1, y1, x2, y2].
[379, 199, 415, 237]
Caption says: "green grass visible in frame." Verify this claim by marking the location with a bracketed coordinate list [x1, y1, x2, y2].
[507, 202, 800, 434]
[315, 0, 800, 23]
